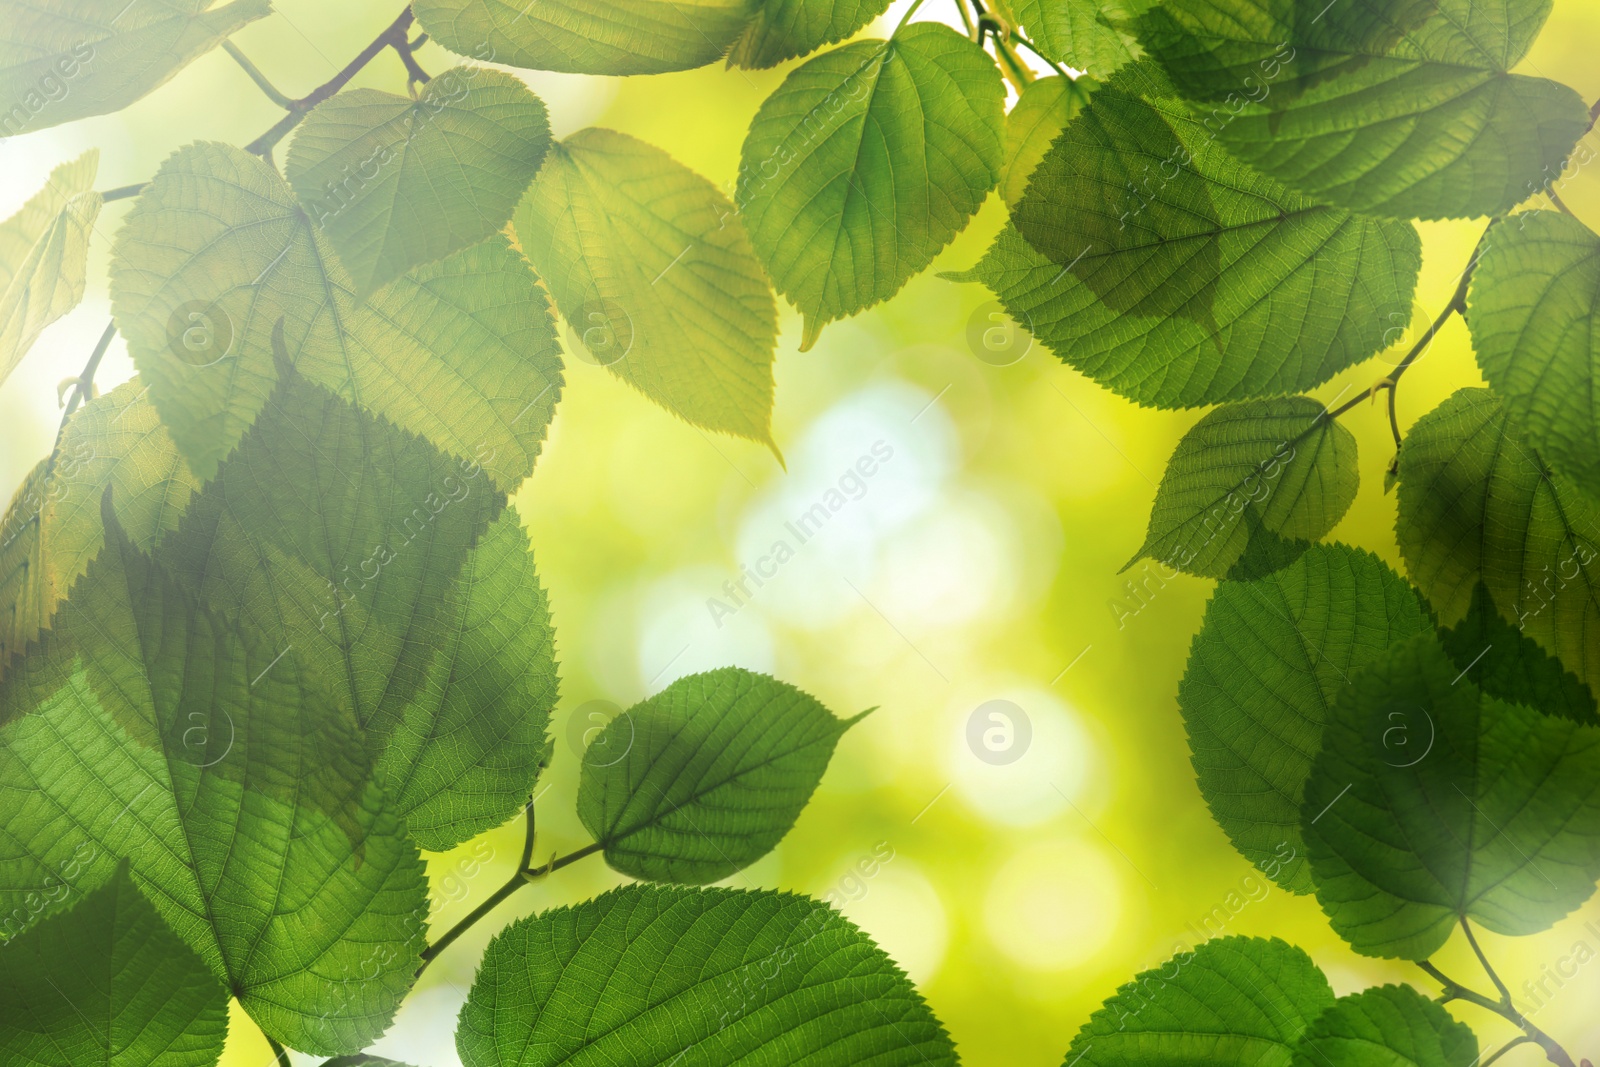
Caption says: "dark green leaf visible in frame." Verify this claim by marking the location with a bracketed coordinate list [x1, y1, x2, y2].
[1290, 986, 1477, 1067]
[1395, 387, 1600, 697]
[455, 885, 956, 1066]
[287, 68, 552, 297]
[1469, 212, 1600, 497]
[1061, 936, 1335, 1066]
[1179, 544, 1430, 892]
[990, 82, 1419, 406]
[1138, 0, 1589, 219]
[1303, 633, 1600, 959]
[1132, 397, 1358, 578]
[738, 23, 1004, 349]
[577, 667, 864, 883]
[0, 861, 228, 1066]
[514, 128, 779, 446]
[1438, 584, 1597, 726]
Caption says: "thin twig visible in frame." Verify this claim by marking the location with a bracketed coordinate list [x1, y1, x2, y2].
[244, 6, 417, 157]
[1010, 30, 1067, 77]
[60, 320, 116, 426]
[414, 801, 602, 978]
[392, 34, 432, 87]
[265, 1034, 291, 1067]
[100, 182, 147, 202]
[223, 41, 297, 110]
[1462, 918, 1514, 1006]
[1416, 960, 1577, 1067]
[1482, 1036, 1536, 1067]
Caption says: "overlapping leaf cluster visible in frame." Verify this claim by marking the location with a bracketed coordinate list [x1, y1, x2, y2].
[3, 0, 1599, 1062]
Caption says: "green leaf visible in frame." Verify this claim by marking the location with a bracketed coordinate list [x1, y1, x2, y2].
[1438, 583, 1597, 726]
[1014, 0, 1137, 76]
[577, 667, 863, 883]
[157, 361, 556, 852]
[1138, 0, 1590, 219]
[324, 1059, 421, 1067]
[1469, 212, 1600, 496]
[989, 82, 1419, 407]
[738, 22, 1004, 349]
[412, 0, 756, 75]
[1303, 633, 1600, 959]
[455, 884, 957, 1066]
[727, 0, 891, 69]
[1000, 74, 1096, 210]
[1132, 397, 1358, 579]
[1291, 986, 1477, 1067]
[1179, 544, 1431, 892]
[0, 861, 228, 1066]
[286, 68, 552, 297]
[0, 379, 200, 675]
[1395, 387, 1600, 697]
[109, 142, 563, 486]
[0, 498, 428, 1054]
[1061, 936, 1335, 1067]
[0, 149, 100, 388]
[0, 0, 271, 134]
[514, 128, 779, 446]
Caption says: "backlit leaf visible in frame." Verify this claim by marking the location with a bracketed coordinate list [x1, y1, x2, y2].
[413, 0, 756, 75]
[0, 861, 228, 1067]
[1014, 0, 1137, 76]
[1290, 986, 1477, 1067]
[738, 22, 1004, 349]
[1132, 397, 1358, 578]
[110, 142, 563, 486]
[577, 667, 864, 884]
[1061, 936, 1335, 1067]
[456, 885, 956, 1067]
[1000, 74, 1095, 209]
[1303, 633, 1600, 959]
[514, 128, 779, 446]
[0, 0, 271, 134]
[287, 68, 552, 297]
[1179, 544, 1430, 892]
[0, 149, 100, 388]
[727, 0, 891, 69]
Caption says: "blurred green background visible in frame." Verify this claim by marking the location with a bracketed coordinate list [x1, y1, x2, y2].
[5, 1, 1600, 1062]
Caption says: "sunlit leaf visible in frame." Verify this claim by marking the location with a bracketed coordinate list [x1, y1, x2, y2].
[456, 885, 956, 1066]
[738, 22, 1004, 349]
[1138, 0, 1590, 219]
[1000, 74, 1095, 209]
[1179, 544, 1430, 892]
[728, 0, 891, 69]
[0, 499, 428, 1054]
[0, 0, 271, 134]
[1469, 212, 1600, 498]
[1395, 387, 1600, 695]
[1132, 397, 1358, 578]
[1290, 986, 1477, 1067]
[413, 0, 756, 75]
[976, 80, 1419, 407]
[110, 142, 562, 486]
[514, 128, 779, 446]
[287, 68, 552, 297]
[577, 667, 864, 883]
[1062, 936, 1335, 1067]
[0, 861, 228, 1067]
[1303, 633, 1600, 959]
[0, 149, 100, 388]
[1014, 0, 1137, 76]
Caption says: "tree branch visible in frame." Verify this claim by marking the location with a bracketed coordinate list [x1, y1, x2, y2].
[244, 5, 417, 157]
[59, 320, 116, 428]
[1416, 960, 1577, 1067]
[413, 802, 603, 978]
